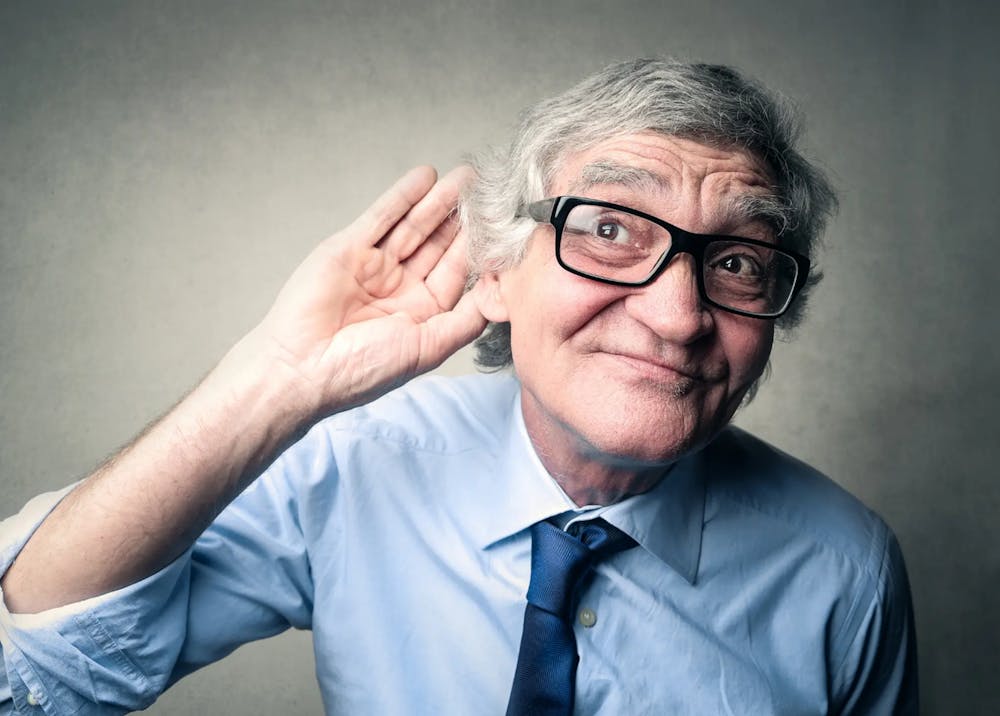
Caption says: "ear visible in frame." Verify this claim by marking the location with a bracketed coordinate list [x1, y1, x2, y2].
[474, 269, 511, 323]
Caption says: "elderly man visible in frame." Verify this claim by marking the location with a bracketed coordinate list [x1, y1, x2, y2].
[0, 59, 916, 714]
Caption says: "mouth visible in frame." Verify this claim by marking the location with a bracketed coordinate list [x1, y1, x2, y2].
[602, 351, 708, 383]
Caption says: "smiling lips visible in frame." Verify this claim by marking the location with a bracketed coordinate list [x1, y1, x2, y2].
[602, 350, 717, 384]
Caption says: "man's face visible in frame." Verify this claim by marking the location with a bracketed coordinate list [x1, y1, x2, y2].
[481, 132, 777, 470]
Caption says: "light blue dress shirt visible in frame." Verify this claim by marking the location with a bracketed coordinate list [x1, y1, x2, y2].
[0, 373, 917, 714]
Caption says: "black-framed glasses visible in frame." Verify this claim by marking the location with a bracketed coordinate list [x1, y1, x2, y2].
[519, 196, 810, 319]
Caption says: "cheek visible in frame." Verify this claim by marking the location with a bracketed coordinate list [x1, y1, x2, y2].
[504, 255, 625, 342]
[722, 320, 774, 383]
[545, 284, 624, 337]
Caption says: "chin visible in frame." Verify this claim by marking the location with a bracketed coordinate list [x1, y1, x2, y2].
[576, 420, 710, 468]
[579, 393, 733, 463]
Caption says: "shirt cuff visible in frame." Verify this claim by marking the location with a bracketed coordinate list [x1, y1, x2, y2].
[0, 486, 192, 714]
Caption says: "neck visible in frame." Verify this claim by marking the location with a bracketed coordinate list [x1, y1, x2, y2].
[521, 403, 673, 507]
[549, 458, 668, 506]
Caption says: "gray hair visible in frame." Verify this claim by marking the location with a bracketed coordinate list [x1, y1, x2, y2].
[460, 58, 837, 369]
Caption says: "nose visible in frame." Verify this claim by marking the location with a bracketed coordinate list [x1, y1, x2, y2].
[623, 254, 714, 344]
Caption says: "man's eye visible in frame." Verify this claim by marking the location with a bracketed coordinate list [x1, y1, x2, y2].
[714, 253, 763, 277]
[594, 221, 630, 243]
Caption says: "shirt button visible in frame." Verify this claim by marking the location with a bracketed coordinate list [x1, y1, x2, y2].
[26, 691, 40, 706]
[578, 607, 597, 628]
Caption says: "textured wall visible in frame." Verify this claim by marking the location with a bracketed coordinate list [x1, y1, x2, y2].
[1, 1, 997, 713]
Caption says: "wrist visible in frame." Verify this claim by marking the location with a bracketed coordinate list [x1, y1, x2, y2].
[194, 329, 327, 471]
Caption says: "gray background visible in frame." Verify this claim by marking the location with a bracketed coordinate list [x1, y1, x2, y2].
[1, 1, 996, 714]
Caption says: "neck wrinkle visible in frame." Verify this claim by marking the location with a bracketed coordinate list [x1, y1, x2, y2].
[519, 382, 676, 507]
[547, 460, 669, 507]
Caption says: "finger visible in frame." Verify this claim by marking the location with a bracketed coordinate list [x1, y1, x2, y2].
[403, 210, 460, 282]
[346, 166, 438, 247]
[415, 289, 488, 374]
[424, 224, 472, 310]
[380, 165, 474, 261]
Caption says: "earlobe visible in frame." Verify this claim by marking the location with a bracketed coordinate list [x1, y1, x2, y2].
[473, 271, 511, 323]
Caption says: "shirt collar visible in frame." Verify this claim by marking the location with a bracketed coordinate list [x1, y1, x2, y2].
[598, 451, 706, 584]
[475, 391, 578, 549]
[475, 388, 706, 585]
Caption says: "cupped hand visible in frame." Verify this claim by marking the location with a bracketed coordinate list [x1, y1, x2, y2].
[252, 165, 488, 416]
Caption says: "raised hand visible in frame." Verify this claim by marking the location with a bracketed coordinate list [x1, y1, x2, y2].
[0, 166, 489, 614]
[250, 165, 488, 416]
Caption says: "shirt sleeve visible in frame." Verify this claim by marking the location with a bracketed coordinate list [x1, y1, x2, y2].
[831, 527, 919, 715]
[0, 440, 320, 715]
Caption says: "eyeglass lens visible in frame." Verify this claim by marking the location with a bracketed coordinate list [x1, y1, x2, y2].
[558, 203, 798, 316]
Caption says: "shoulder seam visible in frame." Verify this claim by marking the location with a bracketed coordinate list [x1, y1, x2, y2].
[321, 418, 496, 457]
[713, 490, 885, 579]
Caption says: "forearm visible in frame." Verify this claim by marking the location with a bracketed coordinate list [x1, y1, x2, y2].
[0, 328, 319, 614]
[1, 165, 482, 615]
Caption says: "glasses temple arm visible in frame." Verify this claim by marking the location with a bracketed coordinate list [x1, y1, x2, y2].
[515, 198, 558, 223]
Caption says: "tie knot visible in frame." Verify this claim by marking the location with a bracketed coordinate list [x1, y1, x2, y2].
[568, 518, 637, 556]
[525, 519, 635, 618]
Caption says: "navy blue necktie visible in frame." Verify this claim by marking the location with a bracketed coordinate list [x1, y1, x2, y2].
[506, 518, 637, 716]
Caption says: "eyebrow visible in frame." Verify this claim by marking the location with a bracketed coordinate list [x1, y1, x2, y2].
[568, 161, 672, 196]
[723, 192, 792, 237]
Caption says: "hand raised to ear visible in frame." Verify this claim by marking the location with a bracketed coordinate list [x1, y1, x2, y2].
[249, 165, 488, 417]
[0, 166, 489, 616]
